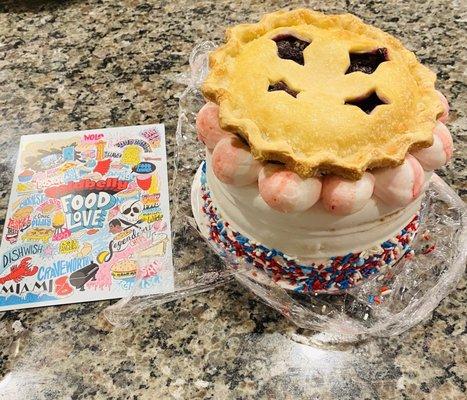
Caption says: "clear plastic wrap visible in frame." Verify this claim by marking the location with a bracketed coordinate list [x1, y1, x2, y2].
[104, 42, 466, 342]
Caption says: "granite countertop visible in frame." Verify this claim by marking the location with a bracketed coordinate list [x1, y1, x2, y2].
[0, 0, 465, 399]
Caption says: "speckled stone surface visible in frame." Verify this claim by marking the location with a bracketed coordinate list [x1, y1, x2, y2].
[0, 1, 465, 399]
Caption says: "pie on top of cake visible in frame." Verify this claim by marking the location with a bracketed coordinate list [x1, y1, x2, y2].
[202, 9, 444, 180]
[197, 9, 452, 217]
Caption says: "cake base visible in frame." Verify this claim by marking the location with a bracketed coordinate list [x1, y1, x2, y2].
[192, 162, 420, 294]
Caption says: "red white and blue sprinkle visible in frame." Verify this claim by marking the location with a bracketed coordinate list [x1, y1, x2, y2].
[198, 162, 420, 294]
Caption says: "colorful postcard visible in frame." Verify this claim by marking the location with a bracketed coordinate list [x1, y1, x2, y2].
[0, 125, 174, 311]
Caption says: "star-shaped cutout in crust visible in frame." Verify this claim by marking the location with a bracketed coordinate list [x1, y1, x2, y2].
[273, 35, 310, 65]
[345, 91, 387, 114]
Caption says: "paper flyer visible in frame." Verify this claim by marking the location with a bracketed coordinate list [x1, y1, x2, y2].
[0, 124, 174, 311]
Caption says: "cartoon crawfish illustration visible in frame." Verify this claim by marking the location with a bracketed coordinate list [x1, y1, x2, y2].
[0, 257, 39, 285]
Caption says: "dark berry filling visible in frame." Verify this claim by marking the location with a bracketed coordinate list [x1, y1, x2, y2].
[268, 81, 299, 98]
[273, 35, 310, 65]
[346, 48, 388, 74]
[345, 92, 386, 114]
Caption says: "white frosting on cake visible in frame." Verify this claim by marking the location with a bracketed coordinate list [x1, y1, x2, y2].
[206, 152, 428, 258]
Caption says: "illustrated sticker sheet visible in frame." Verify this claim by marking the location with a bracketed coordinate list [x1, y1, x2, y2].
[0, 125, 174, 311]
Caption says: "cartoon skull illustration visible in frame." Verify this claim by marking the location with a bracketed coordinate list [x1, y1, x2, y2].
[120, 200, 142, 226]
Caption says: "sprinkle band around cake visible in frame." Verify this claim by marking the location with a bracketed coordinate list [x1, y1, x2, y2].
[193, 162, 420, 294]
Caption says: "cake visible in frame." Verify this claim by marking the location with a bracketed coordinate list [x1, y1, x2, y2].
[192, 9, 453, 294]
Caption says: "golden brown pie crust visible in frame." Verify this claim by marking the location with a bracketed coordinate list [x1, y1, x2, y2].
[202, 9, 444, 179]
